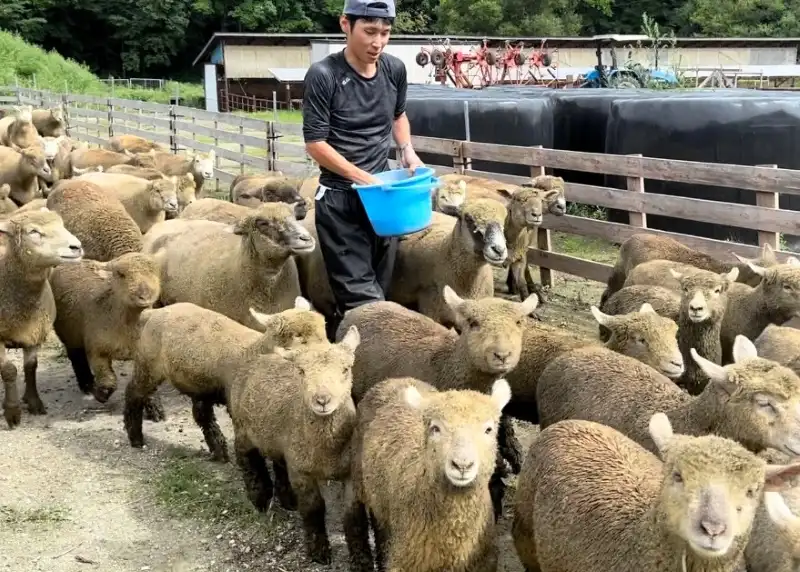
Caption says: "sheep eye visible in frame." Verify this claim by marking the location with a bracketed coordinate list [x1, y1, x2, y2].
[713, 288, 721, 295]
[638, 337, 647, 345]
[28, 229, 42, 238]
[116, 272, 126, 279]
[485, 425, 494, 435]
[784, 284, 793, 291]
[468, 319, 480, 329]
[746, 487, 756, 498]
[516, 319, 523, 327]
[673, 471, 683, 483]
[429, 424, 440, 435]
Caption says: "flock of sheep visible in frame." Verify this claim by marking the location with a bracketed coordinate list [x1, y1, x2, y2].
[2, 100, 800, 572]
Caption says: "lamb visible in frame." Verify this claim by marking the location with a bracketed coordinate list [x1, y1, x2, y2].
[31, 106, 65, 137]
[106, 134, 166, 154]
[46, 179, 143, 262]
[104, 164, 168, 180]
[229, 173, 306, 218]
[0, 207, 83, 427]
[537, 334, 800, 459]
[124, 297, 327, 461]
[601, 234, 782, 306]
[746, 470, 800, 572]
[432, 178, 467, 212]
[511, 412, 800, 572]
[343, 377, 510, 572]
[75, 172, 179, 233]
[68, 147, 134, 174]
[228, 325, 361, 564]
[179, 197, 257, 224]
[439, 173, 567, 215]
[754, 324, 800, 376]
[129, 148, 215, 195]
[600, 284, 680, 321]
[0, 105, 39, 150]
[49, 136, 86, 183]
[721, 260, 800, 363]
[142, 202, 315, 331]
[0, 145, 51, 206]
[0, 184, 18, 217]
[503, 303, 684, 426]
[102, 167, 196, 216]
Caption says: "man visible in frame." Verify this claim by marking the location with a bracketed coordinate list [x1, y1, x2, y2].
[302, 0, 424, 336]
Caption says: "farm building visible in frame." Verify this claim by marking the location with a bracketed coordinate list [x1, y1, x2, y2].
[193, 32, 800, 112]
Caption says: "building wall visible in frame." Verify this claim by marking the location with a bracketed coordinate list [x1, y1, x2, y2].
[223, 45, 311, 78]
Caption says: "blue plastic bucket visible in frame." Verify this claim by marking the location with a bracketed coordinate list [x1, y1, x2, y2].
[354, 173, 439, 237]
[354, 166, 435, 191]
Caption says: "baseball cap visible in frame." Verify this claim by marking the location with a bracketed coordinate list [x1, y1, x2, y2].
[342, 0, 396, 18]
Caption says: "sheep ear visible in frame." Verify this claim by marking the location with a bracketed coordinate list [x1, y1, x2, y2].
[208, 149, 216, 160]
[690, 348, 737, 395]
[669, 268, 683, 280]
[457, 180, 467, 192]
[732, 335, 758, 362]
[590, 306, 617, 327]
[249, 307, 274, 328]
[648, 412, 674, 456]
[294, 296, 312, 311]
[443, 285, 465, 311]
[0, 184, 9, 199]
[0, 220, 12, 235]
[724, 267, 739, 282]
[339, 325, 360, 353]
[490, 378, 512, 411]
[762, 242, 777, 262]
[544, 189, 560, 201]
[765, 463, 800, 492]
[786, 256, 800, 267]
[764, 492, 800, 530]
[639, 303, 656, 315]
[747, 261, 768, 277]
[404, 385, 424, 409]
[231, 221, 247, 235]
[497, 188, 514, 200]
[518, 293, 539, 316]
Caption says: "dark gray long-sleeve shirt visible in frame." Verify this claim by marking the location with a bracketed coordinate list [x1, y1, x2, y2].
[302, 50, 408, 190]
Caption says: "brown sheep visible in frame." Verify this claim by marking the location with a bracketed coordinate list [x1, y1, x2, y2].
[536, 334, 800, 459]
[46, 179, 143, 262]
[0, 207, 83, 427]
[129, 148, 215, 195]
[343, 377, 511, 572]
[68, 147, 134, 174]
[0, 105, 40, 150]
[511, 412, 800, 572]
[228, 326, 361, 564]
[124, 297, 327, 461]
[0, 145, 51, 206]
[754, 323, 800, 376]
[49, 136, 85, 184]
[229, 172, 306, 218]
[179, 197, 256, 225]
[75, 172, 179, 233]
[106, 134, 166, 154]
[31, 106, 65, 137]
[600, 284, 681, 321]
[49, 252, 163, 405]
[104, 164, 167, 180]
[142, 202, 314, 331]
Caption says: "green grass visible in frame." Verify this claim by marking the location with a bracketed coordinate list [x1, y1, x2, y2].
[241, 109, 303, 123]
[552, 231, 619, 265]
[0, 504, 70, 526]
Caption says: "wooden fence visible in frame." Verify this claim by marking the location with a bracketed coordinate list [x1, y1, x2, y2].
[2, 86, 800, 288]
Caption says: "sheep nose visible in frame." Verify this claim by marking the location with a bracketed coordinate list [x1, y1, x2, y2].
[315, 394, 331, 407]
[700, 519, 727, 538]
[690, 303, 704, 313]
[493, 350, 512, 364]
[450, 459, 475, 474]
[488, 244, 505, 257]
[69, 244, 82, 255]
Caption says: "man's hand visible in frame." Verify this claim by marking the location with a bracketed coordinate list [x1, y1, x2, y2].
[400, 144, 424, 174]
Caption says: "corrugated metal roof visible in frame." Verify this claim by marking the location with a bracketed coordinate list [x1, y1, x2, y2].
[268, 67, 309, 82]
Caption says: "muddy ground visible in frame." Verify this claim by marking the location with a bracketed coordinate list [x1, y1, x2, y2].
[0, 268, 607, 572]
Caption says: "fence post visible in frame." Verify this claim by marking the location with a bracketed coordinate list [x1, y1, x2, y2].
[756, 164, 780, 251]
[463, 101, 472, 171]
[266, 121, 275, 172]
[169, 105, 177, 154]
[531, 145, 553, 288]
[62, 93, 70, 137]
[212, 118, 220, 193]
[626, 153, 646, 228]
[107, 98, 114, 139]
[238, 120, 245, 175]
[272, 91, 278, 123]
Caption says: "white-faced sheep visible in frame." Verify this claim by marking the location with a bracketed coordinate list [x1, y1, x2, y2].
[49, 252, 162, 406]
[537, 335, 800, 459]
[229, 173, 306, 218]
[512, 412, 800, 572]
[228, 326, 361, 565]
[438, 173, 567, 216]
[142, 202, 315, 331]
[0, 105, 39, 151]
[0, 208, 83, 427]
[106, 134, 166, 154]
[0, 145, 51, 206]
[601, 234, 782, 306]
[30, 106, 65, 137]
[124, 298, 327, 462]
[75, 172, 179, 233]
[129, 149, 215, 195]
[46, 179, 143, 262]
[344, 376, 510, 572]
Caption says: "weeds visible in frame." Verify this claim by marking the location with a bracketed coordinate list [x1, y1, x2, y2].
[0, 504, 70, 526]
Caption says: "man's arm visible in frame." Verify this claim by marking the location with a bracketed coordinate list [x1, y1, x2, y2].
[390, 61, 423, 171]
[302, 64, 380, 186]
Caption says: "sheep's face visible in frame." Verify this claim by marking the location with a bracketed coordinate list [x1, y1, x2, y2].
[0, 184, 16, 216]
[103, 252, 162, 309]
[444, 285, 538, 375]
[750, 262, 800, 319]
[51, 107, 65, 123]
[591, 304, 684, 378]
[131, 152, 157, 169]
[278, 325, 359, 417]
[529, 175, 566, 215]
[509, 188, 551, 228]
[191, 150, 215, 180]
[434, 180, 467, 213]
[233, 202, 315, 257]
[250, 298, 327, 350]
[20, 146, 51, 178]
[404, 379, 511, 488]
[176, 174, 196, 210]
[41, 136, 64, 162]
[457, 198, 508, 267]
[148, 178, 179, 214]
[0, 208, 83, 267]
[674, 268, 737, 324]
[263, 180, 306, 220]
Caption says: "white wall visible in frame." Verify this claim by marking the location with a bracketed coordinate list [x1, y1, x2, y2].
[203, 64, 218, 112]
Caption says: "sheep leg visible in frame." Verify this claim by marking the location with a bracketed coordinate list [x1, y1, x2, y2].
[342, 481, 374, 572]
[489, 452, 509, 522]
[525, 265, 548, 305]
[86, 352, 118, 404]
[499, 414, 522, 474]
[511, 261, 531, 302]
[66, 347, 96, 394]
[289, 468, 331, 565]
[21, 347, 45, 415]
[506, 267, 518, 295]
[234, 435, 273, 512]
[272, 457, 298, 511]
[191, 397, 229, 463]
[142, 393, 166, 423]
[370, 512, 389, 572]
[1, 344, 21, 428]
[123, 361, 158, 448]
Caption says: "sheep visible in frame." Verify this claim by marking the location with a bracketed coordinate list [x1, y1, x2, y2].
[179, 197, 258, 225]
[129, 149, 215, 195]
[48, 136, 85, 183]
[754, 323, 800, 376]
[68, 147, 134, 174]
[104, 164, 168, 180]
[600, 284, 681, 321]
[601, 234, 783, 306]
[432, 178, 467, 212]
[0, 184, 18, 217]
[0, 105, 39, 151]
[746, 471, 800, 572]
[229, 173, 306, 218]
[343, 377, 511, 572]
[106, 134, 166, 154]
[298, 174, 320, 207]
[537, 334, 800, 460]
[721, 261, 800, 364]
[124, 297, 327, 461]
[228, 325, 361, 565]
[0, 145, 51, 206]
[623, 259, 713, 290]
[142, 202, 315, 331]
[30, 106, 65, 137]
[511, 412, 800, 572]
[0, 207, 83, 427]
[101, 168, 195, 217]
[46, 179, 143, 262]
[75, 172, 179, 233]
[439, 172, 567, 215]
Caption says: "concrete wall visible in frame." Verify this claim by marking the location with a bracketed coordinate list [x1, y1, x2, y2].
[224, 45, 311, 78]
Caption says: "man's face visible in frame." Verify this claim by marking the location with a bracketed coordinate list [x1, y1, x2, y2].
[340, 16, 392, 65]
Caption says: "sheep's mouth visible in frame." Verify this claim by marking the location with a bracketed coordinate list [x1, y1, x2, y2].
[660, 364, 685, 378]
[446, 472, 478, 488]
[311, 404, 336, 417]
[57, 249, 83, 262]
[526, 215, 543, 226]
[288, 237, 316, 254]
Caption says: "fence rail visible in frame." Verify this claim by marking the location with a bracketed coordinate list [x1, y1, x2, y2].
[2, 86, 800, 289]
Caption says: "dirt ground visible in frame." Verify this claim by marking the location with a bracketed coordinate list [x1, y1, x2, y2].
[0, 269, 607, 572]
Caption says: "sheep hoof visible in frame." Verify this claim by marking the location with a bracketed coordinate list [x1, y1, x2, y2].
[92, 386, 115, 404]
[309, 540, 332, 565]
[276, 487, 298, 511]
[142, 397, 166, 423]
[209, 448, 230, 464]
[4, 405, 21, 428]
[23, 396, 46, 415]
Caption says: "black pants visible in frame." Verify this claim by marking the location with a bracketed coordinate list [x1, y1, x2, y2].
[315, 185, 398, 327]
